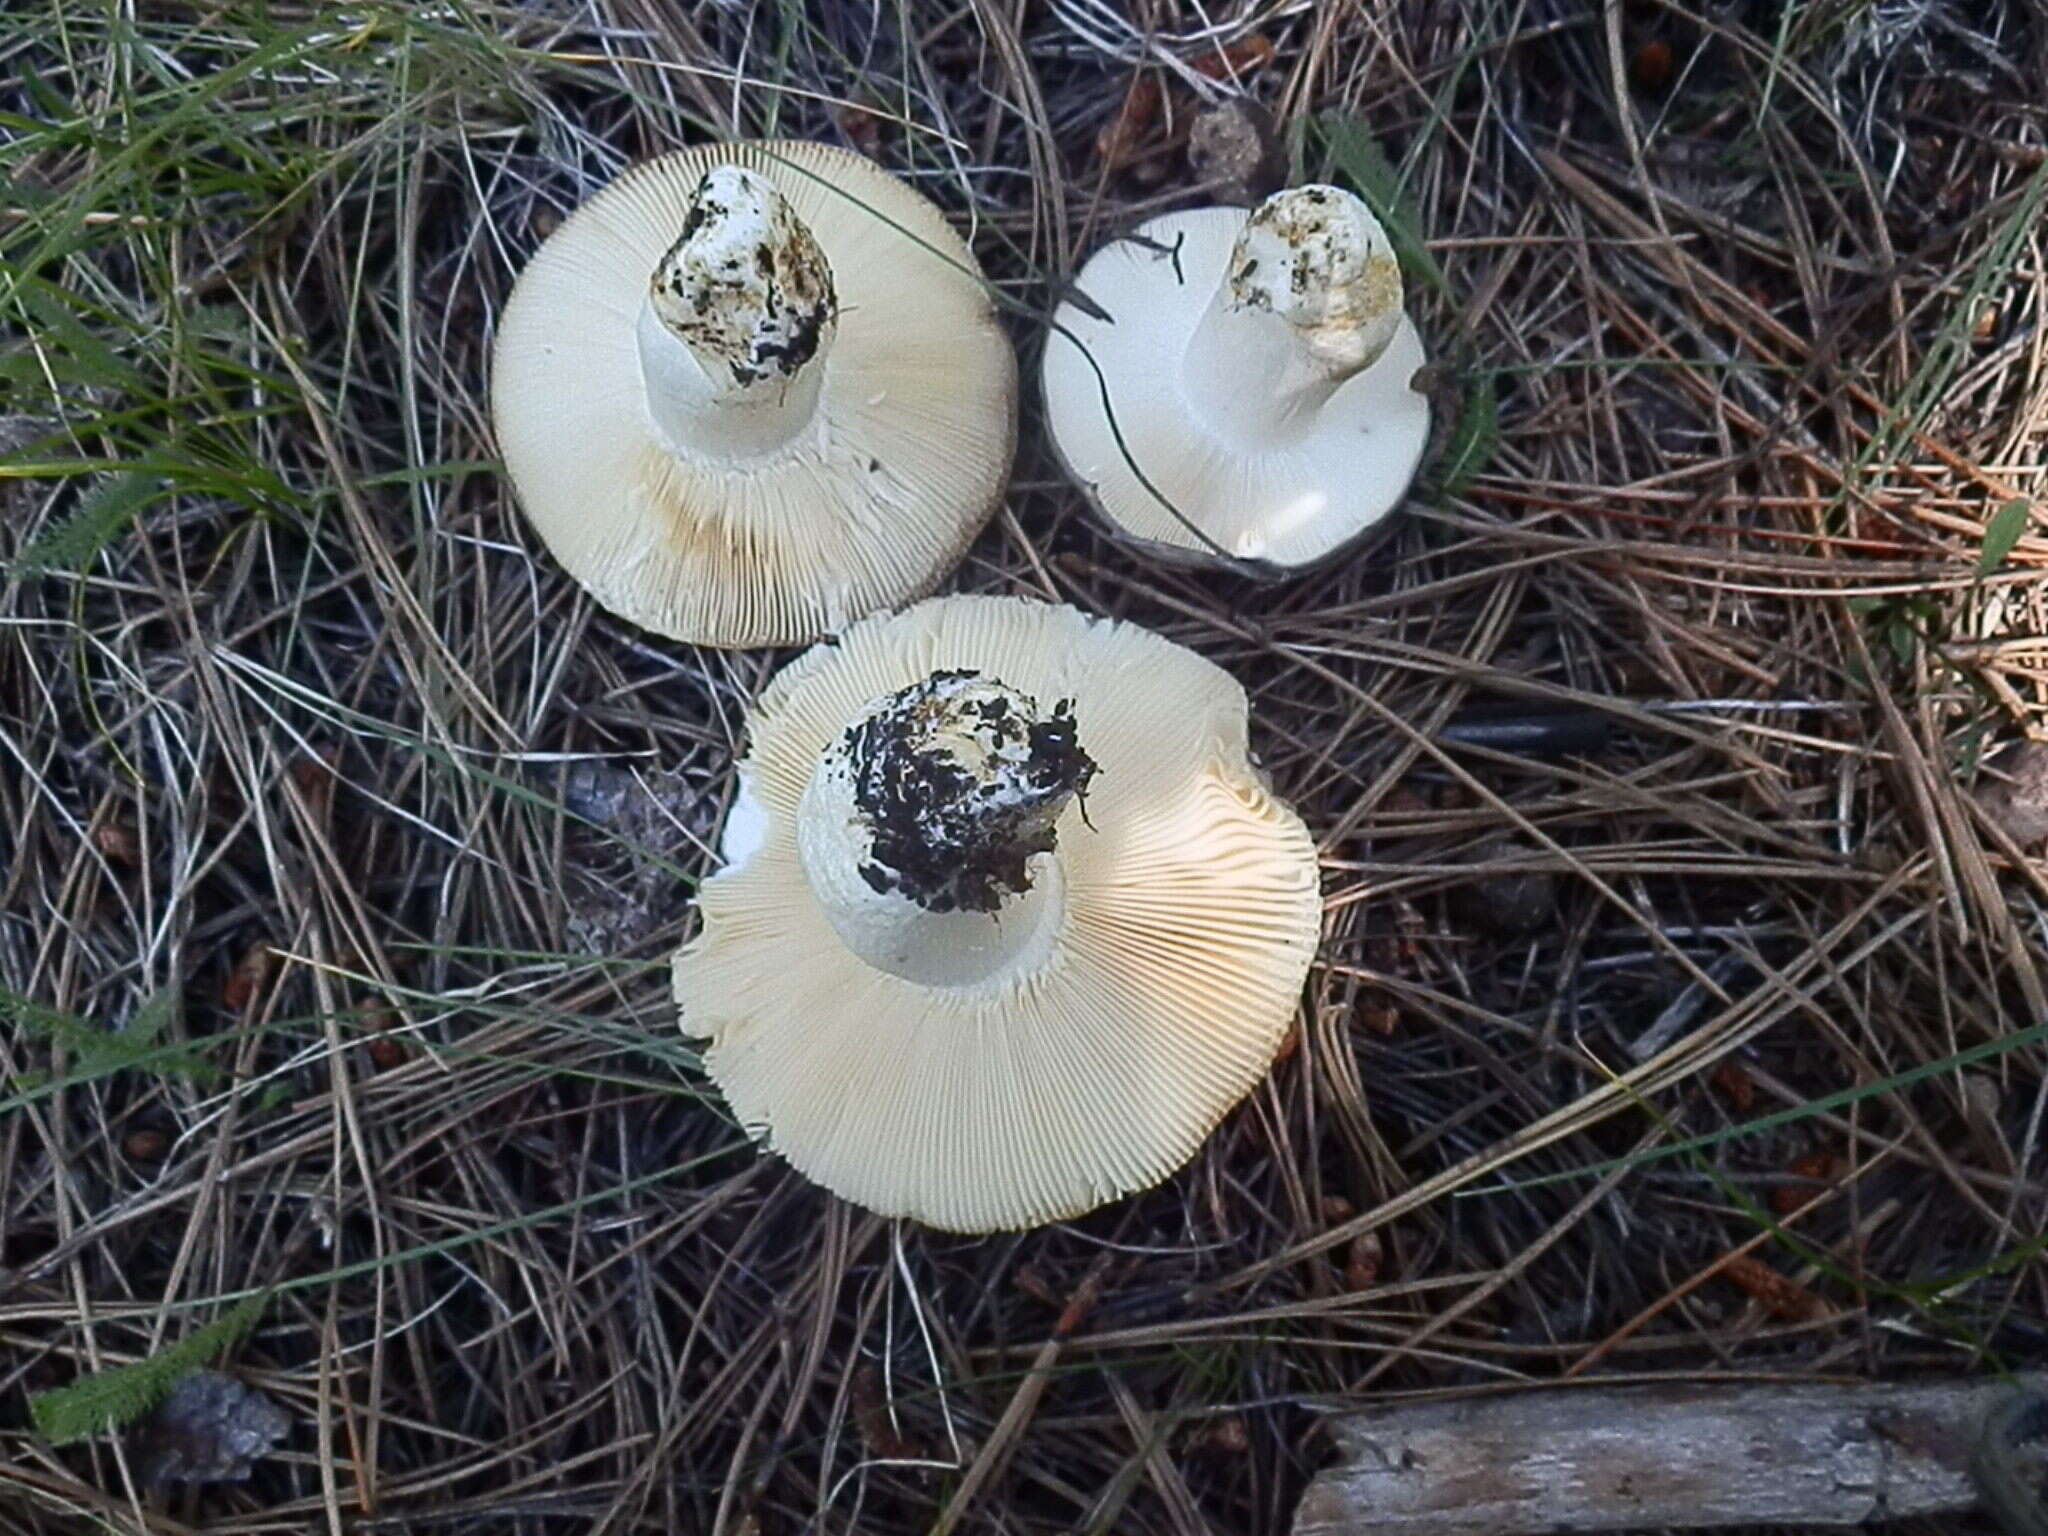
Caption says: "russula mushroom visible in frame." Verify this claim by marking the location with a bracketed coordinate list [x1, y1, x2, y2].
[492, 141, 1017, 648]
[1041, 183, 1430, 571]
[674, 594, 1321, 1231]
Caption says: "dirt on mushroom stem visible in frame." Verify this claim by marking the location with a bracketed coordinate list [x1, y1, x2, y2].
[839, 669, 1098, 915]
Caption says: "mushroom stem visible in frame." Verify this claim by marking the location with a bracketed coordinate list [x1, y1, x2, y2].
[796, 671, 1097, 987]
[1179, 184, 1404, 447]
[635, 166, 837, 461]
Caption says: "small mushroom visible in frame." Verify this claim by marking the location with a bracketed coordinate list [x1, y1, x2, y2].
[492, 142, 1018, 648]
[1041, 184, 1430, 572]
[674, 594, 1321, 1231]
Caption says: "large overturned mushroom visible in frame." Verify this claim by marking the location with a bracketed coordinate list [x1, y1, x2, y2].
[492, 141, 1017, 648]
[1041, 183, 1430, 572]
[674, 594, 1322, 1232]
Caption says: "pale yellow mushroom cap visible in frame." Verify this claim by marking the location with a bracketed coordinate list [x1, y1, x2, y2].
[491, 141, 1018, 648]
[673, 594, 1323, 1232]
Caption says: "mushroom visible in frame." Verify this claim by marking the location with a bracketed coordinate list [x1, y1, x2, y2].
[1040, 183, 1430, 572]
[492, 141, 1017, 648]
[674, 594, 1321, 1231]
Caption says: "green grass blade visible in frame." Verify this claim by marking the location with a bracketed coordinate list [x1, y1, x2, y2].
[1978, 499, 2031, 577]
[1434, 373, 1498, 499]
[1484, 1019, 2048, 1196]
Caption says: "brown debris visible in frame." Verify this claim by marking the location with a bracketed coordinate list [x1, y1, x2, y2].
[1095, 74, 1164, 170]
[1345, 1230, 1384, 1290]
[1187, 1413, 1251, 1457]
[286, 743, 341, 825]
[1194, 34, 1277, 81]
[553, 760, 710, 952]
[851, 1362, 920, 1460]
[1973, 740, 2048, 847]
[1188, 98, 1286, 204]
[1630, 40, 1676, 93]
[1710, 1059, 1756, 1112]
[1718, 1253, 1828, 1322]
[1448, 844, 1557, 936]
[123, 1128, 169, 1161]
[1012, 1263, 1059, 1310]
[1772, 1151, 1844, 1216]
[835, 101, 887, 159]
[1095, 34, 1277, 172]
[221, 942, 275, 1013]
[91, 821, 140, 867]
[128, 1370, 290, 1489]
[1273, 1015, 1302, 1064]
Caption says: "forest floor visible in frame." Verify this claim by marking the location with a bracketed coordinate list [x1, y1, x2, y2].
[2, 2, 2046, 1533]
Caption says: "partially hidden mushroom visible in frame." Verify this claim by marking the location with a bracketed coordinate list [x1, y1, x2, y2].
[674, 594, 1321, 1232]
[1041, 183, 1430, 572]
[492, 141, 1017, 648]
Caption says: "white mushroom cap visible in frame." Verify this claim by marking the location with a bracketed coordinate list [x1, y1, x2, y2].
[674, 594, 1321, 1232]
[492, 141, 1018, 648]
[1041, 184, 1430, 571]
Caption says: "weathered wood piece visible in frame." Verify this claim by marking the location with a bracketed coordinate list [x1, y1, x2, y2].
[1294, 1375, 2048, 1535]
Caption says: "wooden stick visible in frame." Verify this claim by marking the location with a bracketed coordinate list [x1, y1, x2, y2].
[1295, 1375, 2048, 1535]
